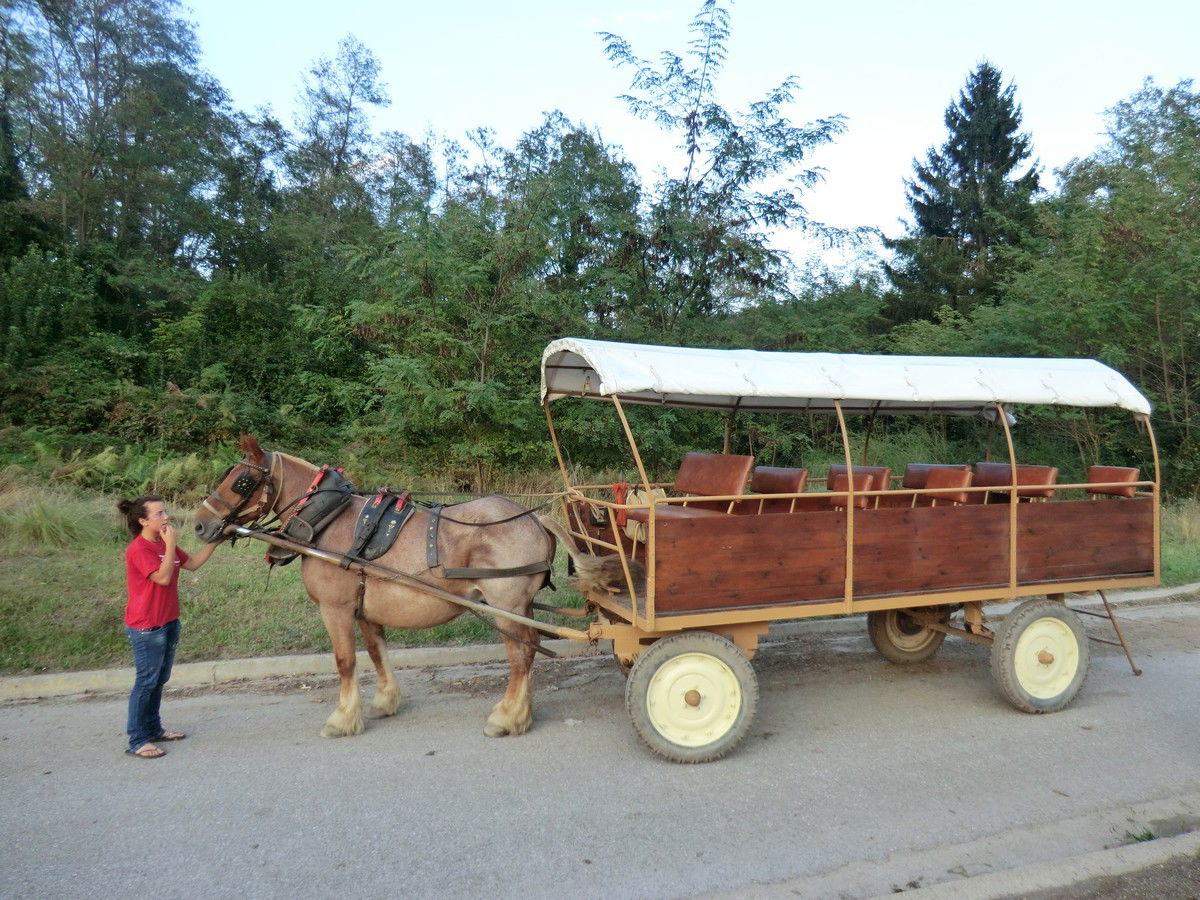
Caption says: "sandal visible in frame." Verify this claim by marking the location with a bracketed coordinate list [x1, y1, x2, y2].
[154, 731, 186, 741]
[125, 744, 166, 759]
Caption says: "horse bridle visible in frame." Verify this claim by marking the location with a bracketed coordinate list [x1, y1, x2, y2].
[201, 452, 277, 529]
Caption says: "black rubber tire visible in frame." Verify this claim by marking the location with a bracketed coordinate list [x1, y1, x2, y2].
[625, 631, 758, 764]
[991, 598, 1090, 714]
[867, 607, 950, 664]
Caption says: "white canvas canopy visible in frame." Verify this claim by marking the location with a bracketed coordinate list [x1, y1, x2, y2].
[541, 338, 1152, 418]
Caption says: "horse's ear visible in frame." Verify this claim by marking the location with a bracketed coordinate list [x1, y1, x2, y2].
[237, 434, 264, 464]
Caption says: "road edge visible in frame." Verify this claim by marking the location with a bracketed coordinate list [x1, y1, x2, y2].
[888, 830, 1200, 899]
[4, 582, 1197, 702]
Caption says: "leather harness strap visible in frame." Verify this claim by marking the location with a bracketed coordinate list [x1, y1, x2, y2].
[425, 505, 443, 569]
[442, 561, 553, 579]
[426, 505, 551, 580]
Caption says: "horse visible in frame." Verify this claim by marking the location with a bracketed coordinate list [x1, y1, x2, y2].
[193, 435, 555, 740]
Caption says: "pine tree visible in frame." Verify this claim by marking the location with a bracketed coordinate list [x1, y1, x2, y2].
[885, 62, 1039, 322]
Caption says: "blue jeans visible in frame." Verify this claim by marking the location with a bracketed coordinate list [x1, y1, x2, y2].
[125, 619, 181, 750]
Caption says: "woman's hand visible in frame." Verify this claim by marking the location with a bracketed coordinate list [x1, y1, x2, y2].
[149, 522, 179, 585]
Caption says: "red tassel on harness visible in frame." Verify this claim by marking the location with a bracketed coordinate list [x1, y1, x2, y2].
[295, 464, 330, 510]
[613, 482, 629, 527]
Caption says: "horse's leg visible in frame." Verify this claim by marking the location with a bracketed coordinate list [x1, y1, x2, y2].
[318, 605, 365, 738]
[481, 591, 538, 737]
[359, 619, 401, 718]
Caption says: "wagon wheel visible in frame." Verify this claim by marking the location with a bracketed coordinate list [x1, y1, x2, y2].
[625, 632, 758, 764]
[991, 598, 1090, 713]
[867, 606, 951, 664]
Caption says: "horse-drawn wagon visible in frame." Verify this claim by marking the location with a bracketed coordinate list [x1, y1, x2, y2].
[538, 339, 1157, 761]
[196, 339, 1159, 763]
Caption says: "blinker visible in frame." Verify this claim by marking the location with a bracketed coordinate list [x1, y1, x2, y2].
[232, 471, 258, 497]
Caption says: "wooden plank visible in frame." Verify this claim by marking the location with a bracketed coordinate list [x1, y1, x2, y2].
[851, 505, 1011, 594]
[654, 510, 846, 553]
[854, 554, 1010, 595]
[656, 582, 844, 612]
[647, 497, 1156, 615]
[653, 511, 846, 611]
[1016, 500, 1155, 581]
[655, 553, 844, 599]
[852, 505, 1011, 546]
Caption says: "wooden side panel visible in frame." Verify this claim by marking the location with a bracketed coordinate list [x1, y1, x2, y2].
[650, 497, 1155, 615]
[852, 505, 1011, 596]
[653, 511, 845, 611]
[1017, 499, 1155, 582]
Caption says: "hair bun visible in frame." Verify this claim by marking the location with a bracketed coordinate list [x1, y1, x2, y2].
[117, 499, 133, 514]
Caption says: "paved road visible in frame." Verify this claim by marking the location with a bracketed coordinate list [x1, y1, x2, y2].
[2, 601, 1198, 899]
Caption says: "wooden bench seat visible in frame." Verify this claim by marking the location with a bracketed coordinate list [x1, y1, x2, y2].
[626, 452, 753, 523]
[826, 471, 873, 509]
[919, 466, 973, 505]
[733, 466, 809, 514]
[891, 463, 973, 506]
[828, 464, 891, 508]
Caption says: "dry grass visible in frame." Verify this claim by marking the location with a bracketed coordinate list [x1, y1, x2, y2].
[1163, 498, 1200, 586]
[0, 471, 583, 674]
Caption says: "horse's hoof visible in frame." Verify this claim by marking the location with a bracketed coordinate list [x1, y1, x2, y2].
[369, 688, 402, 718]
[484, 715, 531, 737]
[320, 715, 365, 738]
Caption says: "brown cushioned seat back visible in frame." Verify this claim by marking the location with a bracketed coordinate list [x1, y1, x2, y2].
[902, 463, 970, 489]
[748, 466, 808, 514]
[1086, 465, 1140, 498]
[827, 472, 872, 509]
[922, 466, 973, 505]
[673, 452, 754, 498]
[972, 462, 1058, 499]
[827, 464, 892, 492]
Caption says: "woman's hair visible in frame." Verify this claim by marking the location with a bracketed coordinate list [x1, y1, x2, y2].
[117, 494, 164, 537]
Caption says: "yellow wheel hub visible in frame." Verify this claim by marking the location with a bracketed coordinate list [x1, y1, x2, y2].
[645, 652, 742, 748]
[1014, 617, 1079, 699]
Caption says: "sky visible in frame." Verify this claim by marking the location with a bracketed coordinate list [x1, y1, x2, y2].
[187, 0, 1198, 269]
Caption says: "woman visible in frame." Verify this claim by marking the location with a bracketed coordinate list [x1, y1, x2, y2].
[118, 494, 220, 759]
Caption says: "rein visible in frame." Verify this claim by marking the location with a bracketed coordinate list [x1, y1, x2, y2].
[412, 496, 561, 527]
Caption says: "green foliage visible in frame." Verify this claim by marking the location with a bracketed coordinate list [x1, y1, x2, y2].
[885, 62, 1040, 321]
[0, 247, 96, 368]
[1162, 499, 1200, 587]
[988, 79, 1200, 493]
[602, 1, 845, 335]
[0, 1, 1194, 502]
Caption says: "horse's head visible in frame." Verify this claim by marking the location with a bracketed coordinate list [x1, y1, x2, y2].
[194, 434, 277, 543]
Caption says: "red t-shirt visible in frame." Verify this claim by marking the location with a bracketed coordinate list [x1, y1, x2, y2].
[124, 535, 190, 629]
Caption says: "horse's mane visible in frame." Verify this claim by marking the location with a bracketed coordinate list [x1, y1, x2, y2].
[273, 450, 318, 472]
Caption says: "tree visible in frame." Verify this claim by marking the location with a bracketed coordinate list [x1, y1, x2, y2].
[0, 1, 46, 258]
[885, 62, 1040, 322]
[288, 34, 388, 222]
[995, 80, 1200, 493]
[601, 0, 845, 337]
